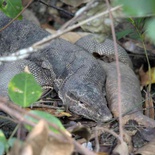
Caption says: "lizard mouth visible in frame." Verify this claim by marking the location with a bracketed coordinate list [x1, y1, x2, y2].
[69, 102, 112, 123]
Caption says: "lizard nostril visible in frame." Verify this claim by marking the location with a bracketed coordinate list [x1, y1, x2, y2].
[79, 101, 84, 104]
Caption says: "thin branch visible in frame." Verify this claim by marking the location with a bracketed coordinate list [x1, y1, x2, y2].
[94, 127, 100, 152]
[105, 0, 123, 143]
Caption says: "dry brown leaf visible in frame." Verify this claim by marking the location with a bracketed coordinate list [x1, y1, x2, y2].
[56, 111, 72, 117]
[22, 120, 49, 155]
[97, 152, 109, 155]
[57, 32, 88, 43]
[139, 65, 149, 86]
[46, 29, 89, 43]
[9, 120, 48, 155]
[9, 119, 73, 155]
[8, 140, 23, 155]
[112, 141, 129, 155]
[41, 136, 74, 155]
[123, 130, 133, 153]
[43, 26, 89, 43]
[25, 107, 72, 117]
[21, 145, 33, 155]
[144, 92, 154, 119]
[139, 66, 155, 86]
[138, 66, 155, 118]
[135, 137, 155, 155]
[24, 66, 31, 74]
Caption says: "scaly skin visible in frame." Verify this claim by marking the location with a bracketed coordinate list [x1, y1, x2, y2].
[99, 61, 155, 127]
[76, 35, 155, 127]
[1, 12, 154, 127]
[0, 12, 112, 122]
[30, 38, 112, 122]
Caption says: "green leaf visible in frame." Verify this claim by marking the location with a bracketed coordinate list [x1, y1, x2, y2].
[129, 33, 141, 40]
[7, 138, 17, 148]
[0, 0, 23, 19]
[0, 130, 6, 155]
[0, 142, 5, 155]
[114, 0, 155, 17]
[116, 29, 133, 40]
[8, 72, 42, 107]
[0, 130, 6, 143]
[24, 110, 65, 133]
[145, 18, 155, 42]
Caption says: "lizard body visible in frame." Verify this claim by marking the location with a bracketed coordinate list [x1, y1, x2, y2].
[0, 12, 112, 122]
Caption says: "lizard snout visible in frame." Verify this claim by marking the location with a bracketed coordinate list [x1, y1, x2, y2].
[97, 107, 112, 122]
[63, 89, 113, 123]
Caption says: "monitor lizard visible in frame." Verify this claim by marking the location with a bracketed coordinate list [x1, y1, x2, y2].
[0, 12, 111, 123]
[0, 12, 155, 127]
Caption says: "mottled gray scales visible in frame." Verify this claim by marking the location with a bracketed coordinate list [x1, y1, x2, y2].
[0, 14, 49, 56]
[30, 37, 112, 122]
[76, 35, 133, 68]
[0, 12, 112, 122]
[0, 60, 53, 97]
[58, 66, 111, 122]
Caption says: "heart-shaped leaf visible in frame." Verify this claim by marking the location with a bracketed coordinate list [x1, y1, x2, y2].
[8, 72, 42, 107]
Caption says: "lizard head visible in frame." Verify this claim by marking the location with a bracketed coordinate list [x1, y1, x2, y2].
[60, 80, 112, 123]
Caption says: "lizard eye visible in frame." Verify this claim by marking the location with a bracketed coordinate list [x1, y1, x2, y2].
[79, 101, 84, 104]
[79, 101, 89, 107]
[67, 92, 87, 106]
